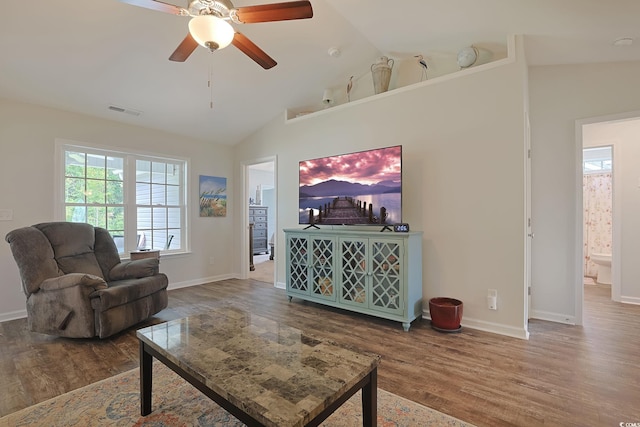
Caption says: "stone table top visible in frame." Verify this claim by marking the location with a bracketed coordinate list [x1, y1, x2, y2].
[136, 307, 380, 426]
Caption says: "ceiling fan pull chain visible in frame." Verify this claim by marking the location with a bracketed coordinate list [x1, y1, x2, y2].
[209, 61, 214, 109]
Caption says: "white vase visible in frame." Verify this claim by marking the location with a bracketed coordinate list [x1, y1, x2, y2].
[371, 56, 394, 94]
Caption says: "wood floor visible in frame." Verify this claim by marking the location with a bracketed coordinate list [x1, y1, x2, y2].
[1, 280, 639, 426]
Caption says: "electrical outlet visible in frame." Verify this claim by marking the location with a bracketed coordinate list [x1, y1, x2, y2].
[488, 289, 498, 310]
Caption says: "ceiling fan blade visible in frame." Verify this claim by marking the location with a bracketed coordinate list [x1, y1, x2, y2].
[231, 32, 277, 69]
[169, 34, 199, 62]
[235, 1, 313, 23]
[118, 0, 183, 14]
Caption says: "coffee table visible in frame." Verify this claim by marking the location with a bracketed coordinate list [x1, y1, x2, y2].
[136, 307, 381, 426]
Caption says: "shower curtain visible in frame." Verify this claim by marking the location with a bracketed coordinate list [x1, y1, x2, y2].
[583, 173, 612, 277]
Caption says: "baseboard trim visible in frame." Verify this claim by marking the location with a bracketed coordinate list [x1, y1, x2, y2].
[0, 309, 27, 322]
[422, 309, 530, 340]
[620, 295, 640, 305]
[167, 274, 235, 290]
[274, 281, 286, 290]
[530, 309, 576, 325]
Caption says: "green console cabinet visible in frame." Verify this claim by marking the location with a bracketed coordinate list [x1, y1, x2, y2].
[285, 228, 423, 331]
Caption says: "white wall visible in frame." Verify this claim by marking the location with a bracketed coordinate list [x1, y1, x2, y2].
[0, 99, 237, 321]
[234, 39, 530, 338]
[0, 39, 536, 339]
[529, 61, 640, 323]
[583, 118, 640, 304]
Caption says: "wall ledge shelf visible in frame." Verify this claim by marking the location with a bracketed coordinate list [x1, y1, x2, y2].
[285, 35, 517, 124]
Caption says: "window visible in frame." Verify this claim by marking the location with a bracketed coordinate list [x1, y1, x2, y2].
[135, 159, 183, 252]
[58, 142, 187, 255]
[583, 146, 612, 174]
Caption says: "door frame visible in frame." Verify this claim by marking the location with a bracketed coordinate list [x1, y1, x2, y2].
[240, 156, 278, 284]
[525, 112, 532, 325]
[574, 110, 640, 319]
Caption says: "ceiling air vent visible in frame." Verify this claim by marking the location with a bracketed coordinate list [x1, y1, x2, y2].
[108, 104, 142, 116]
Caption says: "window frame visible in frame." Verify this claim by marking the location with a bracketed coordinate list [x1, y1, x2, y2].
[55, 139, 189, 256]
[583, 146, 613, 174]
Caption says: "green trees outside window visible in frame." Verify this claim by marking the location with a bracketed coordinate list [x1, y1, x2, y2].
[64, 151, 124, 237]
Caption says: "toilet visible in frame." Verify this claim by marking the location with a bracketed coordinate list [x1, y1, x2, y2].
[591, 253, 612, 285]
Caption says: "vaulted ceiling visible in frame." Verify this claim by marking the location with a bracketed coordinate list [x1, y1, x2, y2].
[1, 0, 638, 145]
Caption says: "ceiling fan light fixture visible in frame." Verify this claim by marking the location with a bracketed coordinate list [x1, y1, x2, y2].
[188, 15, 235, 51]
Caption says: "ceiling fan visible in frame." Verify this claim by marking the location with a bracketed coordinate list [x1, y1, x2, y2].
[119, 0, 313, 69]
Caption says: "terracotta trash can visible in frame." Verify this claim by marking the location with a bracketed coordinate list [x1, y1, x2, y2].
[428, 297, 463, 332]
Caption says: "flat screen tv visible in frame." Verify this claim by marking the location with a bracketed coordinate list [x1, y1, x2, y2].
[299, 145, 402, 226]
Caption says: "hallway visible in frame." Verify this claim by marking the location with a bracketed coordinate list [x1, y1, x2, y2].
[249, 253, 274, 283]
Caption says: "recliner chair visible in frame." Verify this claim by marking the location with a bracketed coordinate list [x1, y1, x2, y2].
[5, 222, 168, 338]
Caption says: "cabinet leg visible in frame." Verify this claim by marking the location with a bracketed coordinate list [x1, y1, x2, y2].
[402, 322, 410, 332]
[288, 296, 292, 302]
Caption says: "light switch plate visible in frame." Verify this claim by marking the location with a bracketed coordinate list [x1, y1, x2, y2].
[0, 209, 13, 221]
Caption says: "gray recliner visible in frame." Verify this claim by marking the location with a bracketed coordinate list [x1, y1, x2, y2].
[5, 222, 168, 338]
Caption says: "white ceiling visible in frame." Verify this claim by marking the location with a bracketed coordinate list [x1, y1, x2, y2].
[1, 0, 639, 145]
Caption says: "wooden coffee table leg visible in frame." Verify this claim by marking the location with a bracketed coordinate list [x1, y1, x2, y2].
[362, 367, 377, 426]
[140, 342, 153, 416]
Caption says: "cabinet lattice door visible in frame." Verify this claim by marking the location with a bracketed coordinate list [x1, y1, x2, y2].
[287, 235, 336, 301]
[340, 239, 368, 306]
[310, 238, 335, 299]
[370, 240, 403, 314]
[339, 238, 404, 316]
[288, 236, 308, 293]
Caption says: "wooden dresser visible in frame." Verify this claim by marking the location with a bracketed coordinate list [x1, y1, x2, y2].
[249, 205, 268, 255]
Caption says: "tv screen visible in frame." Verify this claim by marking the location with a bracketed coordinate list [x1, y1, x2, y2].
[299, 145, 402, 226]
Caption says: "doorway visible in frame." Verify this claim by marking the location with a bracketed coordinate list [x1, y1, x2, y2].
[576, 112, 640, 318]
[244, 159, 276, 284]
[581, 146, 613, 298]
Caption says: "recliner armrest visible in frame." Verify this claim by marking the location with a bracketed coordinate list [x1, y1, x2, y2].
[109, 258, 159, 280]
[40, 273, 107, 292]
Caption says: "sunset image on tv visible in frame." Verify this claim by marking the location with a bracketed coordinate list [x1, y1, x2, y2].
[299, 145, 402, 226]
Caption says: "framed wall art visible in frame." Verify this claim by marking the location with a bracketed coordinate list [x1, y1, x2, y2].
[199, 175, 227, 217]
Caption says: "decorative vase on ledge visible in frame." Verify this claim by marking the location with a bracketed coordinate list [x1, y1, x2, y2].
[371, 56, 394, 94]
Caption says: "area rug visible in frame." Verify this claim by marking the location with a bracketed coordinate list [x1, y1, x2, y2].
[1, 363, 474, 426]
